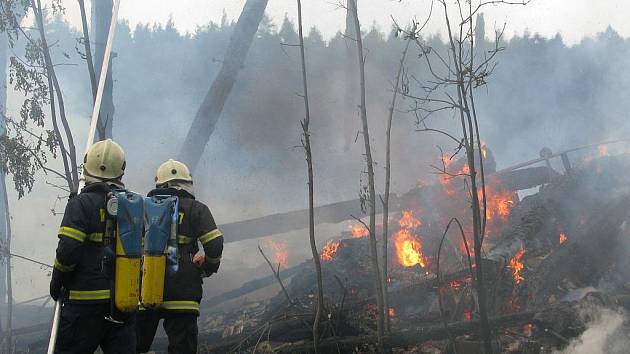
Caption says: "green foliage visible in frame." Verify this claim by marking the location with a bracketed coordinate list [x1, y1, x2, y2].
[0, 0, 64, 197]
[0, 0, 29, 46]
[0, 116, 51, 198]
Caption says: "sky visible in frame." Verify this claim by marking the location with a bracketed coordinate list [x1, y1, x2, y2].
[54, 0, 630, 45]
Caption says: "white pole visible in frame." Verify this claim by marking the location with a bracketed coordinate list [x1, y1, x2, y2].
[47, 1, 121, 353]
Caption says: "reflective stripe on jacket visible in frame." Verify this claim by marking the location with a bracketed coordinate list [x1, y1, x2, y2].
[54, 182, 113, 303]
[147, 188, 224, 314]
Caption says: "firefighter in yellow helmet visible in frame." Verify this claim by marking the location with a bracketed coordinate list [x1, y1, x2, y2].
[50, 139, 137, 353]
[136, 159, 224, 354]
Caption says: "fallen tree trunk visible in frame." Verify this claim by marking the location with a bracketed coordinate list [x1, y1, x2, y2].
[273, 308, 541, 353]
[219, 166, 558, 243]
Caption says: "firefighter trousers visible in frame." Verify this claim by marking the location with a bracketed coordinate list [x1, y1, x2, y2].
[136, 309, 198, 354]
[54, 303, 136, 354]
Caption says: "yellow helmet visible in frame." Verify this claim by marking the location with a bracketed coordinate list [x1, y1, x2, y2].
[83, 139, 126, 180]
[155, 159, 192, 185]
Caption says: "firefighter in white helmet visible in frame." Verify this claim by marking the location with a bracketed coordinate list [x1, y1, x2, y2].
[50, 139, 136, 353]
[136, 159, 224, 354]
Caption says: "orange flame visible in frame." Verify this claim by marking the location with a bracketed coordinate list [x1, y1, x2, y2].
[388, 308, 396, 317]
[438, 155, 458, 196]
[320, 240, 341, 261]
[398, 210, 422, 229]
[448, 280, 464, 290]
[482, 187, 516, 221]
[394, 229, 427, 267]
[263, 240, 288, 267]
[559, 233, 568, 245]
[509, 248, 526, 284]
[349, 224, 368, 238]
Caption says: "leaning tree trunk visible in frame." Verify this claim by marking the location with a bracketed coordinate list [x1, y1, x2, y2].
[178, 0, 269, 172]
[349, 0, 385, 349]
[91, 0, 115, 139]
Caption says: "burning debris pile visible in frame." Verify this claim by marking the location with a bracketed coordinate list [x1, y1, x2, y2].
[197, 153, 630, 353]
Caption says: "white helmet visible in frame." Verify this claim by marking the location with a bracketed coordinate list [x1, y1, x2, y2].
[83, 139, 126, 180]
[155, 159, 193, 185]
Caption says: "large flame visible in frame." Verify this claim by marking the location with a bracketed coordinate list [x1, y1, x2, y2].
[394, 229, 428, 268]
[509, 248, 526, 284]
[262, 240, 289, 267]
[398, 210, 422, 229]
[482, 187, 517, 221]
[393, 210, 428, 268]
[320, 239, 341, 261]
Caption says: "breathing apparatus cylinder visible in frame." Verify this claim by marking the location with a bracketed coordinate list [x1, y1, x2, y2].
[112, 191, 144, 312]
[141, 195, 178, 308]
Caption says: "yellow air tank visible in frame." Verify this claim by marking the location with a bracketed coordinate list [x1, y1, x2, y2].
[113, 191, 144, 312]
[141, 196, 178, 308]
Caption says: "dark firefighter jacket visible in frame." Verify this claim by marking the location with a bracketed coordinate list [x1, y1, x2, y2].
[53, 182, 114, 303]
[147, 187, 224, 315]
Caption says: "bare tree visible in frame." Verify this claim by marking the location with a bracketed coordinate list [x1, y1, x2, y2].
[402, 1, 529, 352]
[381, 19, 424, 333]
[296, 1, 325, 351]
[178, 0, 270, 172]
[347, 0, 385, 348]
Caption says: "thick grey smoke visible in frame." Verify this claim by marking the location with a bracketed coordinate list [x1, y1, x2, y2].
[5, 13, 630, 304]
[553, 307, 629, 354]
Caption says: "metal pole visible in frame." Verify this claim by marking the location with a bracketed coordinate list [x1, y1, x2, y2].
[46, 1, 121, 352]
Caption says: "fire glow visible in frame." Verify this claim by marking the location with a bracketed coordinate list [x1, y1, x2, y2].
[559, 233, 568, 245]
[483, 187, 516, 221]
[349, 224, 368, 238]
[509, 248, 526, 284]
[388, 308, 396, 317]
[394, 210, 428, 268]
[263, 240, 289, 267]
[320, 239, 341, 261]
[398, 210, 422, 229]
[464, 309, 473, 321]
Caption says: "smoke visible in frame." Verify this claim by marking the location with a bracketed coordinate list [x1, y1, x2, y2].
[553, 307, 629, 354]
[5, 12, 630, 307]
